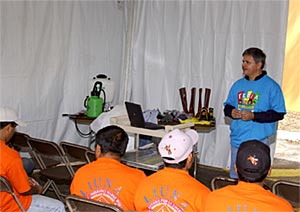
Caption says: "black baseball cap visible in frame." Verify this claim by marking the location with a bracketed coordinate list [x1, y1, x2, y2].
[236, 140, 271, 182]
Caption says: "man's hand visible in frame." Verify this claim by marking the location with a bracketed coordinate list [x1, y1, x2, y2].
[21, 178, 43, 196]
[231, 109, 242, 119]
[241, 110, 254, 121]
[28, 177, 43, 194]
[28, 177, 39, 186]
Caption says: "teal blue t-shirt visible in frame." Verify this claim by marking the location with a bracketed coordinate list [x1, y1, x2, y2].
[224, 74, 286, 148]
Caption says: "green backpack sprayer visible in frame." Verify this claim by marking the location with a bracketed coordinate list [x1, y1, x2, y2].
[84, 81, 106, 118]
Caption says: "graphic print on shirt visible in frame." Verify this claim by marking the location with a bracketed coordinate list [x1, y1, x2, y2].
[227, 205, 258, 212]
[237, 90, 260, 111]
[143, 186, 188, 212]
[80, 177, 123, 208]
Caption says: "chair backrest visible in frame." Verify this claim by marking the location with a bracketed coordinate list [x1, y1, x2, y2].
[65, 195, 124, 212]
[27, 138, 74, 175]
[85, 149, 96, 163]
[211, 176, 238, 190]
[0, 176, 26, 212]
[6, 132, 42, 170]
[60, 141, 90, 163]
[9, 132, 32, 151]
[271, 180, 300, 208]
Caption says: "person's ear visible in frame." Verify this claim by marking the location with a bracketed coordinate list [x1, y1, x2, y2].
[185, 152, 194, 170]
[256, 61, 263, 70]
[267, 167, 272, 176]
[6, 124, 14, 135]
[95, 144, 101, 159]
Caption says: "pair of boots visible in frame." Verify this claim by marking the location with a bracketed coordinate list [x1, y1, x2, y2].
[179, 87, 211, 119]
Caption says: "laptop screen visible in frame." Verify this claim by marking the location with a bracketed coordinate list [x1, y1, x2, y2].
[125, 102, 146, 127]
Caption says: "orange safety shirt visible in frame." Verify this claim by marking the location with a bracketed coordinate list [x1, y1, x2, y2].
[70, 157, 146, 211]
[0, 140, 32, 212]
[204, 181, 294, 211]
[134, 167, 210, 212]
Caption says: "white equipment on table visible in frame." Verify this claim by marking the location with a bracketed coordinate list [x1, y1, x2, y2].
[88, 74, 115, 112]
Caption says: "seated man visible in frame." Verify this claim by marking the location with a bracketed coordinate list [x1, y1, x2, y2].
[6, 139, 36, 176]
[204, 140, 294, 211]
[0, 107, 65, 212]
[134, 129, 210, 211]
[70, 125, 147, 211]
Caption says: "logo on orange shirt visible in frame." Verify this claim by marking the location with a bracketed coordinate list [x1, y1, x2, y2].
[148, 198, 184, 212]
[143, 186, 188, 211]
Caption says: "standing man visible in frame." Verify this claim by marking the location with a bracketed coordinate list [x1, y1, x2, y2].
[204, 140, 293, 211]
[224, 47, 286, 179]
[70, 125, 146, 211]
[134, 129, 210, 211]
[0, 107, 65, 212]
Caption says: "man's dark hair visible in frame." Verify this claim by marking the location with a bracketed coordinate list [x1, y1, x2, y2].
[242, 47, 266, 69]
[0, 122, 17, 130]
[163, 158, 188, 169]
[95, 125, 128, 157]
[237, 169, 268, 183]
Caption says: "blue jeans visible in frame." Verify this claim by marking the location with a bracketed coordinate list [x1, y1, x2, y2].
[139, 135, 152, 147]
[22, 158, 35, 176]
[230, 138, 269, 179]
[27, 195, 65, 212]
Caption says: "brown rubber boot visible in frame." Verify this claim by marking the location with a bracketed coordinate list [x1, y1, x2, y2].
[195, 88, 202, 119]
[179, 87, 189, 113]
[189, 87, 196, 116]
[204, 88, 211, 109]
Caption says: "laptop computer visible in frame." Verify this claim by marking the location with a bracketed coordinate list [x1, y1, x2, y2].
[125, 102, 164, 130]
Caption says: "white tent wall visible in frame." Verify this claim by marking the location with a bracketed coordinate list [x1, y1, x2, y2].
[0, 0, 289, 168]
[123, 0, 289, 168]
[0, 1, 124, 146]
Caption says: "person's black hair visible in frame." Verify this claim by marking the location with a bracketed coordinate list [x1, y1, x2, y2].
[163, 158, 188, 169]
[95, 125, 128, 157]
[242, 47, 266, 69]
[237, 170, 268, 183]
[0, 122, 17, 130]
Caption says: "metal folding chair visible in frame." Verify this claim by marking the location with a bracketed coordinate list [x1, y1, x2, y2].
[271, 180, 300, 209]
[84, 149, 96, 163]
[9, 132, 59, 170]
[0, 175, 26, 212]
[60, 141, 91, 172]
[8, 132, 32, 152]
[65, 195, 124, 212]
[27, 138, 75, 201]
[211, 176, 238, 190]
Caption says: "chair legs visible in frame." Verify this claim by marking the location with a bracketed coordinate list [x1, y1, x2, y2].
[42, 179, 67, 202]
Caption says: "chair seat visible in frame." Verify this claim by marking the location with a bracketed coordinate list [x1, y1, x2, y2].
[40, 164, 84, 181]
[34, 157, 60, 170]
[72, 164, 84, 174]
[40, 166, 73, 181]
[271, 180, 300, 208]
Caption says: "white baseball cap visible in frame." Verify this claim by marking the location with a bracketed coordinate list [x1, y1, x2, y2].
[0, 107, 26, 127]
[158, 128, 198, 164]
